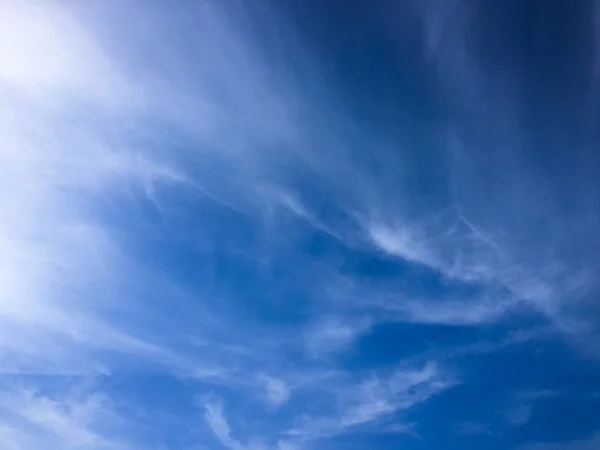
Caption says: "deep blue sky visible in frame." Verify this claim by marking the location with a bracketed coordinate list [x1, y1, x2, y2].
[0, 1, 599, 449]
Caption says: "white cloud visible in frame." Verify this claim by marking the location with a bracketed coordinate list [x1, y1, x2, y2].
[0, 0, 322, 445]
[204, 402, 266, 450]
[0, 1, 134, 105]
[0, 0, 194, 377]
[260, 376, 291, 407]
[0, 383, 132, 450]
[304, 318, 370, 359]
[388, 295, 519, 326]
[369, 225, 438, 269]
[288, 361, 455, 440]
[365, 210, 589, 329]
[0, 0, 303, 379]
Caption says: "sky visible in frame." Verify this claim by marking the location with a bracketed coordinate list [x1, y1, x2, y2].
[1, 0, 600, 449]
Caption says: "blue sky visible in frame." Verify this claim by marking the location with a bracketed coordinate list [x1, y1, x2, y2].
[1, 0, 599, 449]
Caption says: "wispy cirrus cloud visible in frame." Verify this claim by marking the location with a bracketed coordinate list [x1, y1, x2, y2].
[2, 0, 599, 449]
[260, 375, 291, 408]
[304, 318, 371, 359]
[204, 402, 267, 450]
[286, 362, 455, 442]
[0, 381, 134, 450]
[200, 362, 455, 449]
[0, 0, 188, 376]
[0, 0, 300, 445]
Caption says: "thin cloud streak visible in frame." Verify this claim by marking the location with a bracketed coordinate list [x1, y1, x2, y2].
[0, 382, 134, 450]
[204, 402, 266, 450]
[286, 362, 455, 441]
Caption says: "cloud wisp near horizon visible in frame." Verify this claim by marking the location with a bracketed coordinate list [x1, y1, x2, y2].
[1, 1, 600, 449]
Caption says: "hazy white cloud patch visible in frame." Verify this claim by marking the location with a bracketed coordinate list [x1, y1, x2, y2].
[369, 224, 438, 269]
[304, 318, 371, 359]
[0, 1, 304, 445]
[260, 375, 291, 408]
[0, 1, 136, 107]
[388, 294, 520, 326]
[0, 381, 136, 450]
[204, 402, 267, 450]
